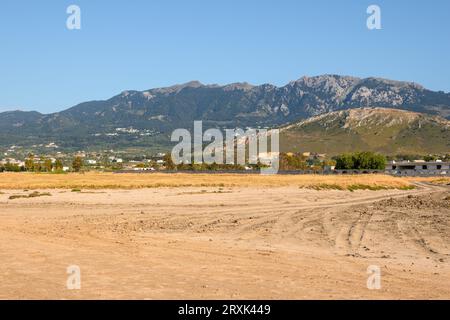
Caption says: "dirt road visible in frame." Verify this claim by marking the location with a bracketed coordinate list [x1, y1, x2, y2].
[0, 183, 449, 299]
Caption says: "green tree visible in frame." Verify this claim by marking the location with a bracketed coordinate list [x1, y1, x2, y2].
[33, 161, 42, 172]
[25, 158, 34, 172]
[335, 152, 386, 170]
[279, 153, 308, 170]
[25, 153, 35, 172]
[334, 153, 354, 170]
[4, 162, 21, 172]
[424, 155, 437, 162]
[369, 153, 386, 170]
[72, 156, 83, 172]
[55, 159, 64, 171]
[163, 154, 175, 170]
[44, 159, 53, 172]
[354, 152, 372, 169]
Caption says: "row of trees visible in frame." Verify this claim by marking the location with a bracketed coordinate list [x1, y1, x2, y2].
[25, 158, 64, 172]
[279, 153, 336, 171]
[0, 162, 24, 172]
[334, 152, 386, 170]
[280, 153, 309, 170]
[0, 152, 389, 173]
[163, 154, 269, 171]
[162, 152, 337, 171]
[1, 156, 84, 173]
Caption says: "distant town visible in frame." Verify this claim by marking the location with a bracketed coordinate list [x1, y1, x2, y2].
[1, 143, 449, 176]
[0, 143, 169, 173]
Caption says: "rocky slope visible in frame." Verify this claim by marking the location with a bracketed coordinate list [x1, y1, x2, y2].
[280, 108, 450, 155]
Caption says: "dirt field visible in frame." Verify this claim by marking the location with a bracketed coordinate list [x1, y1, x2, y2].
[0, 174, 449, 299]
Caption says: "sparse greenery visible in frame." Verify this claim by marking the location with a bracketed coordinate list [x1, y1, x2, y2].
[9, 191, 52, 200]
[306, 183, 415, 191]
[307, 184, 344, 191]
[347, 184, 388, 192]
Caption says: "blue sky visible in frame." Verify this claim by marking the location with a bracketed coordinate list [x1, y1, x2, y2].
[0, 0, 449, 113]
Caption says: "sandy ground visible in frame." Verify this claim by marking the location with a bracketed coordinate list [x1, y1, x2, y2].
[0, 182, 449, 299]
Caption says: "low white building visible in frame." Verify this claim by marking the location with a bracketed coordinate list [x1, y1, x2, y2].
[386, 161, 450, 176]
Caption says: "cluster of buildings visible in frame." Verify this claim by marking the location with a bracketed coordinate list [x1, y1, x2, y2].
[0, 158, 25, 167]
[300, 152, 327, 159]
[0, 144, 168, 172]
[92, 127, 159, 137]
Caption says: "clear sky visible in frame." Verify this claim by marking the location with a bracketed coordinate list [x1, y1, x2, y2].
[1, 0, 449, 113]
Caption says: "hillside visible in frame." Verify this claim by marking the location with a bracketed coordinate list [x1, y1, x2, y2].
[280, 108, 450, 155]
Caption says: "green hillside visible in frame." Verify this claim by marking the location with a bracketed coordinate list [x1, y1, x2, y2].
[280, 108, 450, 155]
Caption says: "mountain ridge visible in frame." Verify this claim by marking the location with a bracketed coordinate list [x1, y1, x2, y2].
[1, 74, 450, 151]
[2, 74, 448, 115]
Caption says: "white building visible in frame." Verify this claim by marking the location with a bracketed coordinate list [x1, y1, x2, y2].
[386, 161, 450, 176]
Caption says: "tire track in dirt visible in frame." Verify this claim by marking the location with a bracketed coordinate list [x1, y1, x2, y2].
[0, 182, 449, 299]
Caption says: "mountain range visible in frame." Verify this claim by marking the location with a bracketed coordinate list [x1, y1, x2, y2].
[1, 74, 450, 153]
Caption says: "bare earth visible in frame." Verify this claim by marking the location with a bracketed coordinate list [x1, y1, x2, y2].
[0, 179, 449, 299]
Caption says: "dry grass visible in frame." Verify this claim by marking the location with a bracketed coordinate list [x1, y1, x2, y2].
[0, 172, 415, 190]
[307, 183, 415, 191]
[427, 177, 450, 185]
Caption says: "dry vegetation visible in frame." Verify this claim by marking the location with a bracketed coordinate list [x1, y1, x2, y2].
[0, 172, 418, 190]
[426, 177, 450, 185]
[8, 191, 52, 200]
